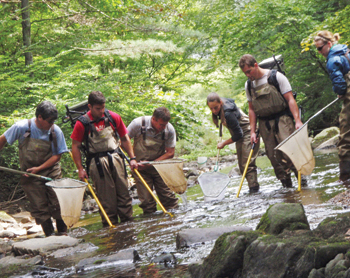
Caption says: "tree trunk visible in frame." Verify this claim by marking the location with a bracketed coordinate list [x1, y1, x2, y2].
[21, 0, 33, 66]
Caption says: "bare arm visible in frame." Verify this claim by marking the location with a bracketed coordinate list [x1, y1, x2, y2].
[27, 154, 62, 174]
[283, 91, 303, 129]
[120, 134, 138, 170]
[0, 135, 7, 151]
[71, 139, 88, 180]
[155, 147, 175, 161]
[248, 102, 258, 144]
[217, 138, 234, 149]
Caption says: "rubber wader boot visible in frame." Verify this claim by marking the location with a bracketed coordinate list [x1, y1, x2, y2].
[249, 182, 260, 194]
[41, 218, 55, 237]
[340, 160, 350, 181]
[281, 178, 293, 188]
[56, 219, 68, 236]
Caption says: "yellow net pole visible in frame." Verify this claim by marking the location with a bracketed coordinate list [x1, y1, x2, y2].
[298, 171, 301, 192]
[119, 148, 173, 217]
[236, 148, 254, 198]
[69, 151, 115, 228]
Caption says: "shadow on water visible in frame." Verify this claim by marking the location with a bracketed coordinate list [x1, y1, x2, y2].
[24, 150, 350, 277]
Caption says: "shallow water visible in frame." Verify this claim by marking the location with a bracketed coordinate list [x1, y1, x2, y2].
[18, 150, 350, 277]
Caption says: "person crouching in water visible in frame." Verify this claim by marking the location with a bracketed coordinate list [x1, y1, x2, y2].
[207, 92, 260, 193]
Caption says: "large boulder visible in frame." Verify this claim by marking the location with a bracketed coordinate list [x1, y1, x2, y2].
[256, 203, 310, 235]
[311, 127, 340, 149]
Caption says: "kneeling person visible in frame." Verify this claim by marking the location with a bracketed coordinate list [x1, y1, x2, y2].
[127, 107, 179, 214]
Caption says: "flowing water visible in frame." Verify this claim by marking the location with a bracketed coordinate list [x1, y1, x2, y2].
[17, 150, 350, 277]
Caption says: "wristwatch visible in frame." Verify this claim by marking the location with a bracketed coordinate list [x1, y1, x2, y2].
[130, 157, 137, 161]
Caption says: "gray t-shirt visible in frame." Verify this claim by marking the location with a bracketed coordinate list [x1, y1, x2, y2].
[245, 70, 292, 101]
[127, 116, 176, 148]
[4, 118, 68, 155]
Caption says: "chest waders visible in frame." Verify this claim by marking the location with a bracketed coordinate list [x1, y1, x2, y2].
[132, 116, 178, 214]
[18, 119, 62, 229]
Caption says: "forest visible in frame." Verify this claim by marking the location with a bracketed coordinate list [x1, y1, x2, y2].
[0, 0, 350, 180]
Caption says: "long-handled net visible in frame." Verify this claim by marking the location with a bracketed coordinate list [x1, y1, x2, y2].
[46, 178, 87, 228]
[151, 160, 187, 194]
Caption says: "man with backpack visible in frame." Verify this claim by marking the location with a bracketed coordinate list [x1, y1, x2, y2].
[0, 101, 68, 236]
[239, 54, 303, 188]
[71, 91, 137, 226]
[127, 107, 178, 214]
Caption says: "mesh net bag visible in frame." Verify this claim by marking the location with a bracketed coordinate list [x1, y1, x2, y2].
[275, 123, 315, 175]
[198, 172, 230, 197]
[152, 161, 187, 194]
[46, 178, 87, 228]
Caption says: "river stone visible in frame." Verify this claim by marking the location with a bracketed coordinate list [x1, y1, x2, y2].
[13, 235, 80, 256]
[0, 239, 13, 254]
[49, 242, 98, 258]
[12, 212, 32, 224]
[313, 213, 350, 239]
[256, 203, 310, 235]
[311, 126, 340, 149]
[314, 135, 339, 151]
[75, 248, 140, 272]
[176, 226, 252, 248]
[0, 254, 42, 267]
[0, 211, 17, 224]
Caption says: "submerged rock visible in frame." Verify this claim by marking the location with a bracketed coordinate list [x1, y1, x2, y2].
[151, 252, 177, 265]
[311, 126, 340, 149]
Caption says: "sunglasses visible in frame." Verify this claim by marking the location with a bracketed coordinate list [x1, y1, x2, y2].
[317, 43, 327, 52]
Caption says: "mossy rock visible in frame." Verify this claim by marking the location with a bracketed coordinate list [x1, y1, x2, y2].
[256, 203, 310, 235]
[314, 212, 350, 239]
[311, 127, 340, 149]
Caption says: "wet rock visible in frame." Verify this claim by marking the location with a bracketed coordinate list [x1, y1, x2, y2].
[229, 166, 241, 178]
[0, 238, 13, 254]
[151, 252, 177, 265]
[0, 254, 42, 268]
[311, 127, 340, 149]
[176, 226, 252, 248]
[49, 242, 98, 258]
[313, 213, 350, 239]
[0, 211, 17, 224]
[75, 248, 140, 272]
[82, 196, 98, 211]
[0, 230, 15, 238]
[27, 224, 43, 235]
[314, 135, 339, 151]
[13, 235, 80, 256]
[30, 265, 61, 275]
[187, 176, 198, 187]
[256, 203, 310, 235]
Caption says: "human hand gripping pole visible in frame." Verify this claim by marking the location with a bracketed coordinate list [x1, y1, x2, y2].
[68, 151, 115, 228]
[118, 147, 174, 217]
[236, 129, 259, 198]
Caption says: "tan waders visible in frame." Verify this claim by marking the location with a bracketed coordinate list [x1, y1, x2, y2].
[18, 120, 66, 236]
[338, 73, 350, 181]
[252, 78, 297, 186]
[133, 133, 178, 214]
[86, 120, 132, 226]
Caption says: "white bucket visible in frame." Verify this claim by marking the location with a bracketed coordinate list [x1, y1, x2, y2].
[197, 157, 207, 168]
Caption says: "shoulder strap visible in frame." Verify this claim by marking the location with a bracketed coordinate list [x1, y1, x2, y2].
[247, 79, 252, 99]
[77, 114, 92, 154]
[267, 69, 281, 93]
[141, 116, 146, 141]
[49, 125, 58, 150]
[104, 110, 120, 140]
[23, 119, 31, 138]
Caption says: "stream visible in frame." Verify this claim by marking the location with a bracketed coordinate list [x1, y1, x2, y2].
[17, 149, 350, 277]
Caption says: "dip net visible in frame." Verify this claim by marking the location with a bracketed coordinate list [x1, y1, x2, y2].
[275, 123, 315, 175]
[152, 160, 187, 194]
[198, 171, 230, 198]
[46, 178, 87, 228]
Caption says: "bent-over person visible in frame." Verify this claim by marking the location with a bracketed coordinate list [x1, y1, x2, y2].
[127, 107, 178, 214]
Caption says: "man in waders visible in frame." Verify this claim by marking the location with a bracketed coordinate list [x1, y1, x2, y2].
[0, 101, 69, 236]
[71, 91, 137, 227]
[239, 54, 304, 188]
[127, 107, 178, 214]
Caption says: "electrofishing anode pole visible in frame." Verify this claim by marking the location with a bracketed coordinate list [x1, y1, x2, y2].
[236, 129, 259, 198]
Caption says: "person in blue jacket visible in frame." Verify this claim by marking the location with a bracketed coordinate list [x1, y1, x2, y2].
[314, 31, 350, 181]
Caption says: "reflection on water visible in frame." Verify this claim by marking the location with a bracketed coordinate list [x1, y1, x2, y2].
[33, 151, 350, 277]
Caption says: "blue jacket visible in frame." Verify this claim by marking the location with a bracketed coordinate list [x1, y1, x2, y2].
[326, 44, 350, 95]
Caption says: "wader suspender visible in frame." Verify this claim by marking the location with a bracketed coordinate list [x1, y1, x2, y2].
[247, 70, 292, 133]
[23, 119, 58, 150]
[141, 116, 168, 141]
[78, 111, 126, 178]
